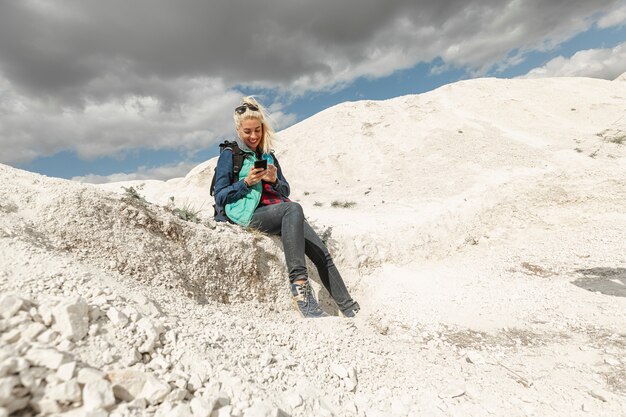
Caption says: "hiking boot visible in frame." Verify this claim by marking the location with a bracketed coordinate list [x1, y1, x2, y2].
[341, 301, 361, 318]
[290, 281, 329, 318]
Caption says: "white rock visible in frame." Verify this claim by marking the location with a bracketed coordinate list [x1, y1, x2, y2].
[603, 355, 620, 366]
[139, 374, 172, 405]
[187, 372, 203, 392]
[130, 294, 162, 317]
[0, 376, 20, 406]
[88, 307, 104, 322]
[83, 379, 116, 410]
[38, 304, 54, 326]
[1, 329, 20, 343]
[77, 367, 106, 384]
[170, 403, 194, 417]
[155, 401, 174, 417]
[19, 366, 48, 390]
[4, 396, 28, 414]
[31, 397, 61, 415]
[122, 306, 140, 323]
[465, 351, 486, 365]
[581, 402, 598, 413]
[330, 363, 349, 379]
[7, 313, 30, 331]
[283, 392, 303, 409]
[25, 347, 65, 370]
[589, 389, 610, 402]
[107, 369, 148, 401]
[88, 323, 101, 337]
[167, 388, 188, 401]
[0, 357, 25, 377]
[21, 321, 46, 341]
[57, 339, 76, 352]
[190, 397, 214, 417]
[57, 361, 77, 381]
[0, 407, 7, 417]
[121, 349, 142, 367]
[173, 377, 188, 390]
[128, 397, 148, 409]
[438, 384, 466, 399]
[0, 294, 24, 319]
[137, 317, 164, 353]
[211, 405, 234, 417]
[14, 340, 30, 355]
[37, 329, 60, 344]
[60, 407, 109, 417]
[46, 372, 64, 387]
[29, 307, 43, 323]
[102, 350, 115, 365]
[52, 298, 90, 341]
[107, 308, 129, 328]
[0, 361, 12, 378]
[85, 409, 109, 417]
[345, 378, 357, 392]
[15, 357, 29, 373]
[47, 378, 82, 403]
[243, 401, 274, 417]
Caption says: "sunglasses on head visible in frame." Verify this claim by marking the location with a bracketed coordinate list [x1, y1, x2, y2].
[235, 103, 259, 114]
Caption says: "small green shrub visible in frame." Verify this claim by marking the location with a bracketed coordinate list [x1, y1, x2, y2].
[313, 201, 324, 207]
[331, 200, 356, 208]
[167, 196, 202, 223]
[173, 207, 201, 223]
[609, 135, 625, 145]
[122, 186, 147, 204]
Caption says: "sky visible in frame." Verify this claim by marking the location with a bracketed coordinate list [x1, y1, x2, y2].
[1, 0, 625, 183]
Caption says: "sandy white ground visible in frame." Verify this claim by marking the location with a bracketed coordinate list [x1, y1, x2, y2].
[1, 75, 626, 416]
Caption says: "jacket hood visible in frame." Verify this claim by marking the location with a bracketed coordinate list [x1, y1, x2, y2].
[234, 137, 256, 154]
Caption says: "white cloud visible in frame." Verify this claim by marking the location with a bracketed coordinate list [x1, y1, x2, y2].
[522, 41, 626, 79]
[72, 161, 200, 184]
[0, 74, 295, 164]
[598, 5, 626, 28]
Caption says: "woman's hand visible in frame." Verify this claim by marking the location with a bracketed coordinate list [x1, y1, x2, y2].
[243, 167, 266, 187]
[263, 164, 278, 184]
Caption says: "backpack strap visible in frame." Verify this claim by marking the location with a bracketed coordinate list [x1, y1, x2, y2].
[229, 142, 245, 179]
[210, 140, 246, 196]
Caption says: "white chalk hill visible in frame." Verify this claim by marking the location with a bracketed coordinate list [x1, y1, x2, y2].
[1, 76, 625, 417]
[102, 76, 626, 272]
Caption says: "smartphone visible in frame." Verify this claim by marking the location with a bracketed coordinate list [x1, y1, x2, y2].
[254, 159, 267, 170]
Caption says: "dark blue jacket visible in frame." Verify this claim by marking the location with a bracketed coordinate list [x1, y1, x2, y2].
[213, 147, 290, 223]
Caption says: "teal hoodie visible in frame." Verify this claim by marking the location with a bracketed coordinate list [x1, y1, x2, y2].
[224, 142, 275, 226]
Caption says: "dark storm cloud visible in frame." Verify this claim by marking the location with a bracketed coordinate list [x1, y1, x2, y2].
[0, 0, 623, 165]
[2, 0, 620, 98]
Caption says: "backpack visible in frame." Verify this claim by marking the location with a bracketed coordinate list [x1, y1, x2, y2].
[210, 140, 246, 222]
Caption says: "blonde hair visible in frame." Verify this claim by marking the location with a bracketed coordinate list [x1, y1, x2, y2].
[233, 96, 276, 154]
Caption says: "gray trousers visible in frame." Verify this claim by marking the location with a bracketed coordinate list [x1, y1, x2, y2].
[249, 202, 358, 312]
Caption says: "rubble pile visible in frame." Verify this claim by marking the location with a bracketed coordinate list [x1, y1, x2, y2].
[0, 293, 289, 417]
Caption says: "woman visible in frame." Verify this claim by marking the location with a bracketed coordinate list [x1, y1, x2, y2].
[213, 97, 360, 318]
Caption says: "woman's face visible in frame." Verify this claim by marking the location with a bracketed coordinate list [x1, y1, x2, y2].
[238, 118, 263, 151]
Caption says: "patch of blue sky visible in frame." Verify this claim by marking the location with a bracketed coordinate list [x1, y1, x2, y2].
[16, 148, 216, 180]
